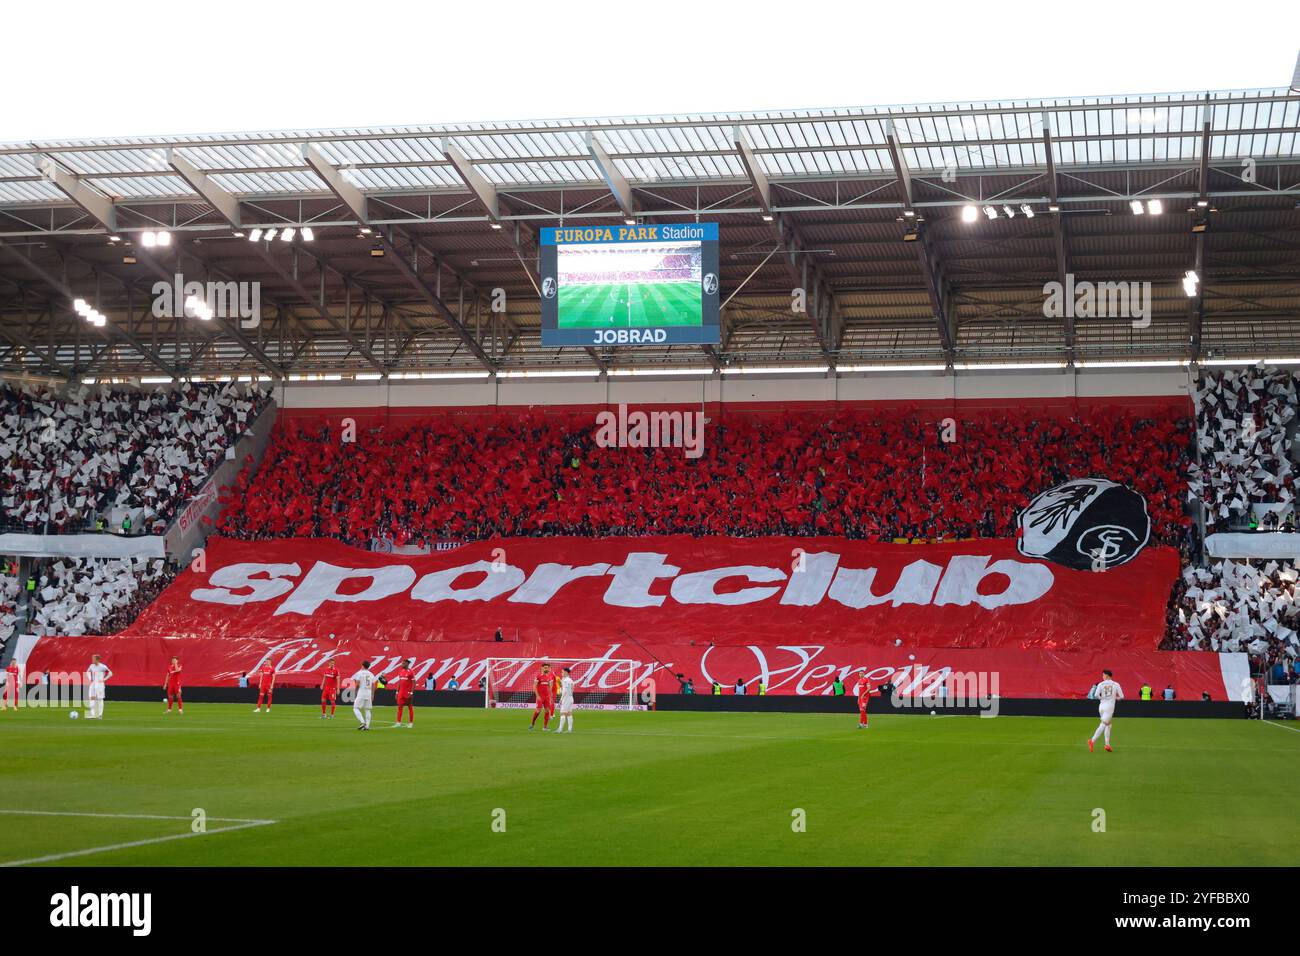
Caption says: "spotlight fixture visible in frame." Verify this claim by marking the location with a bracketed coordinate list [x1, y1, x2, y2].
[248, 228, 263, 242]
[961, 204, 978, 223]
[902, 229, 920, 242]
[141, 231, 157, 248]
[1048, 204, 1060, 213]
[1146, 199, 1163, 215]
[760, 213, 774, 222]
[370, 244, 385, 257]
[280, 227, 295, 242]
[1129, 200, 1145, 215]
[122, 253, 137, 264]
[489, 222, 503, 230]
[300, 227, 314, 241]
[264, 228, 278, 241]
[1196, 199, 1209, 208]
[1182, 269, 1200, 297]
[1020, 204, 1034, 218]
[1191, 221, 1208, 234]
[624, 218, 637, 226]
[231, 231, 245, 239]
[1002, 205, 1015, 218]
[73, 299, 106, 326]
[982, 205, 998, 220]
[107, 235, 121, 243]
[902, 209, 916, 218]
[184, 294, 214, 321]
[359, 227, 373, 235]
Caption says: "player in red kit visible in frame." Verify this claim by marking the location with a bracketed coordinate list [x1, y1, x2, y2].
[254, 663, 276, 713]
[320, 661, 340, 718]
[4, 660, 20, 710]
[163, 657, 183, 714]
[390, 659, 416, 728]
[855, 675, 872, 729]
[529, 662, 556, 731]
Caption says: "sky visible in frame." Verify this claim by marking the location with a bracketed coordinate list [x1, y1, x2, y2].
[3, 0, 1297, 142]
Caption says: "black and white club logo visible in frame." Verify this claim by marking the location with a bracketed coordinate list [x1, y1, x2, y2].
[702, 273, 719, 296]
[542, 277, 557, 299]
[1017, 478, 1150, 571]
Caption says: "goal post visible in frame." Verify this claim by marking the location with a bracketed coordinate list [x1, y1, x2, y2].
[484, 657, 646, 711]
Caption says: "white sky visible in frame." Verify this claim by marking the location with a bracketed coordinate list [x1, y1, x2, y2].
[3, 0, 1297, 142]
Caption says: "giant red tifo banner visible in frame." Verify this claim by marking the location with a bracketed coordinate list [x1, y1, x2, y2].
[116, 535, 1178, 649]
[22, 636, 1243, 701]
[20, 533, 1215, 698]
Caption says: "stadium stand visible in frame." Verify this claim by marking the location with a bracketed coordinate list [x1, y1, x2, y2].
[215, 406, 1194, 548]
[0, 564, 16, 650]
[1188, 368, 1296, 531]
[27, 556, 177, 637]
[1166, 558, 1300, 661]
[0, 382, 272, 535]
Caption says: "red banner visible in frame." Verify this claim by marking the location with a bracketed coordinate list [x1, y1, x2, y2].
[124, 535, 1178, 650]
[21, 634, 1237, 700]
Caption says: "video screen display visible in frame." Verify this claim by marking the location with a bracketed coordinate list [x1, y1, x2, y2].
[539, 222, 720, 346]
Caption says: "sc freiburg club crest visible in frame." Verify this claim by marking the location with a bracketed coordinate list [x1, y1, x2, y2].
[1016, 477, 1150, 571]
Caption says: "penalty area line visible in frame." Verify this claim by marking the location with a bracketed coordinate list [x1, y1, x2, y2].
[0, 810, 277, 867]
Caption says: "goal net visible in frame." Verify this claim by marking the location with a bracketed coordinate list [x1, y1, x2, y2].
[484, 657, 645, 711]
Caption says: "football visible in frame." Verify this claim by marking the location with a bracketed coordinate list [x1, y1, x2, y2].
[69, 711, 79, 720]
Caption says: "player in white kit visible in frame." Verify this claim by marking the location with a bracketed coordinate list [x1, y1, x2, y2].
[1088, 669, 1123, 752]
[351, 660, 376, 731]
[85, 654, 113, 719]
[555, 667, 575, 733]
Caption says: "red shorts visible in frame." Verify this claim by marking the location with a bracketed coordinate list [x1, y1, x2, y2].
[166, 684, 182, 696]
[322, 688, 337, 701]
[396, 694, 412, 705]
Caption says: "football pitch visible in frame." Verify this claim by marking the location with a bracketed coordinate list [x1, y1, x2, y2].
[558, 281, 701, 328]
[2, 704, 1296, 867]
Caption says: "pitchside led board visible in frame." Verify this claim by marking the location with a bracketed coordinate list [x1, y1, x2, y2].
[539, 222, 721, 347]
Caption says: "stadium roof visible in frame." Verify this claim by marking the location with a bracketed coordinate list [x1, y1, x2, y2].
[1, 88, 1298, 381]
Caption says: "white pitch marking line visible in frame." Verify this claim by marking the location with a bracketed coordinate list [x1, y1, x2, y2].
[0, 809, 270, 823]
[1262, 720, 1300, 736]
[0, 810, 277, 867]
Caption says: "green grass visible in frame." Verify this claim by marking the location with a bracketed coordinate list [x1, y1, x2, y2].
[1, 704, 1296, 866]
[558, 281, 701, 328]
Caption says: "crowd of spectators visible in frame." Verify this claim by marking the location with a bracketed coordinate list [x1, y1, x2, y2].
[26, 556, 179, 637]
[1187, 368, 1296, 531]
[0, 566, 17, 650]
[1164, 558, 1300, 662]
[0, 381, 271, 535]
[214, 407, 1194, 550]
[12, 367, 1300, 663]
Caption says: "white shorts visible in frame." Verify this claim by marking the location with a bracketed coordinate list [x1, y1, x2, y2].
[1098, 700, 1115, 722]
[88, 684, 105, 701]
[559, 697, 574, 714]
[355, 694, 372, 708]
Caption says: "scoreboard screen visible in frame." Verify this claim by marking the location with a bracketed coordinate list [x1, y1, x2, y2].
[539, 222, 720, 346]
